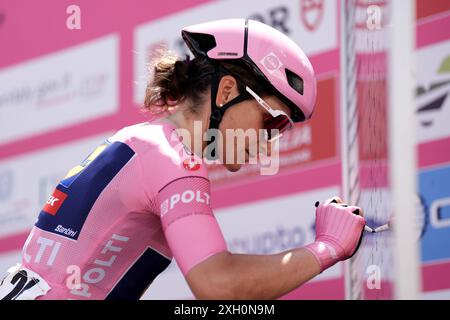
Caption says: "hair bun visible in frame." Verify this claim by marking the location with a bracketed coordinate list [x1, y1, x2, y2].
[170, 59, 191, 99]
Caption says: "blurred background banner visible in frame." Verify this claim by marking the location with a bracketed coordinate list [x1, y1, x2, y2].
[0, 0, 449, 299]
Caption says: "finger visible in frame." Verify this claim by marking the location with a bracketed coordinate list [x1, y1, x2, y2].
[348, 206, 364, 217]
[333, 196, 344, 204]
[327, 196, 345, 205]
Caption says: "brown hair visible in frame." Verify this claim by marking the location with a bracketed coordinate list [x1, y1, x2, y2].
[143, 49, 265, 115]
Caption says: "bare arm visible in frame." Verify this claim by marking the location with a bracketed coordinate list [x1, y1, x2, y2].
[186, 248, 320, 300]
[185, 197, 365, 300]
[155, 169, 364, 300]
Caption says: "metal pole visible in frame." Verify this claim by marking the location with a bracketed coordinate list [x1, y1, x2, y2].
[341, 0, 361, 300]
[388, 0, 421, 300]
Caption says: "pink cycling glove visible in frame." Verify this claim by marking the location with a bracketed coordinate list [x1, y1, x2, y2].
[304, 198, 366, 272]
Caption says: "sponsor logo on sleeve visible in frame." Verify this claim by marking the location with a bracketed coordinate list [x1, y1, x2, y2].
[160, 190, 210, 217]
[43, 189, 68, 216]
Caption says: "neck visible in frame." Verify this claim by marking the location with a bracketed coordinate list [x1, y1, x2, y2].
[165, 107, 210, 158]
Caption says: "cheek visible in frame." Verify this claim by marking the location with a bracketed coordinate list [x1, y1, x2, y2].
[217, 103, 265, 161]
[222, 103, 264, 131]
[219, 107, 255, 147]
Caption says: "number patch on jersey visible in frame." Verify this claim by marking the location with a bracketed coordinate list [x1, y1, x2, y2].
[0, 265, 50, 300]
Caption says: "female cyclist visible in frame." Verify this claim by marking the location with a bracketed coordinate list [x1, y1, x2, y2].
[0, 19, 365, 300]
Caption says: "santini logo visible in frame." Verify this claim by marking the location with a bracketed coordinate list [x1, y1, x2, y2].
[160, 190, 210, 217]
[55, 225, 78, 238]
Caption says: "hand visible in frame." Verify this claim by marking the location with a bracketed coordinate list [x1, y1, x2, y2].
[304, 197, 366, 272]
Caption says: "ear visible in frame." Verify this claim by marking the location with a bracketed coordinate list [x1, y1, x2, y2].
[216, 75, 239, 107]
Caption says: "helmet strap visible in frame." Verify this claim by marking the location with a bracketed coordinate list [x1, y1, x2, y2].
[205, 63, 250, 159]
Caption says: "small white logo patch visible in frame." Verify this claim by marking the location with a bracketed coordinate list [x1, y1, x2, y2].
[261, 52, 283, 73]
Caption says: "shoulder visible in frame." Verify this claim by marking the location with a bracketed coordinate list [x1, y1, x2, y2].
[109, 122, 167, 149]
[110, 121, 209, 192]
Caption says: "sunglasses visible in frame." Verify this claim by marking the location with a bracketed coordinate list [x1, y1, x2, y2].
[245, 86, 294, 141]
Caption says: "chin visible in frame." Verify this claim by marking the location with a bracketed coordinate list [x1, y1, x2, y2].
[224, 163, 242, 172]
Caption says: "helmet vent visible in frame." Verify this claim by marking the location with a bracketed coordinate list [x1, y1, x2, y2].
[181, 32, 217, 56]
[285, 68, 304, 95]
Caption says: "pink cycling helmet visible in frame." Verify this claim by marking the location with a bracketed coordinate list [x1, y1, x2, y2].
[181, 18, 317, 123]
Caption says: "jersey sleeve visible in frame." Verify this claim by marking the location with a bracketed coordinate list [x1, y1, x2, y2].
[156, 175, 228, 275]
[128, 122, 228, 276]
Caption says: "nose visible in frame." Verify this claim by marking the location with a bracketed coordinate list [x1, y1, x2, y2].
[266, 141, 272, 157]
[259, 139, 272, 157]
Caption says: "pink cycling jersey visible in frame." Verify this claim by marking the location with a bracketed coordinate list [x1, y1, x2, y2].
[19, 120, 228, 300]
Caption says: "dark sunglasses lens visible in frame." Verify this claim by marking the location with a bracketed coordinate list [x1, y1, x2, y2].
[264, 114, 292, 140]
